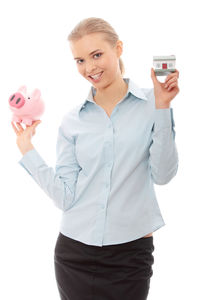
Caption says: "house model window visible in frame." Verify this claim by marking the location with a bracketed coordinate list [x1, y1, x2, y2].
[153, 55, 176, 76]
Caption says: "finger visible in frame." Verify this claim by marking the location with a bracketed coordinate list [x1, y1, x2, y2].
[16, 122, 24, 131]
[11, 122, 17, 133]
[175, 69, 179, 78]
[165, 72, 178, 84]
[164, 77, 178, 88]
[11, 122, 20, 135]
[167, 82, 178, 91]
[151, 68, 159, 84]
[25, 120, 41, 128]
[32, 120, 42, 127]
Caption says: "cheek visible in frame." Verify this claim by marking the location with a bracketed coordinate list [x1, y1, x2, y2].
[106, 56, 118, 71]
[77, 65, 84, 74]
[98, 59, 115, 75]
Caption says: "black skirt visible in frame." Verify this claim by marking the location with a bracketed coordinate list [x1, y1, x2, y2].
[54, 232, 155, 300]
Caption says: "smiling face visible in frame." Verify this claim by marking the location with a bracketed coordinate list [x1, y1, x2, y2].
[69, 32, 123, 88]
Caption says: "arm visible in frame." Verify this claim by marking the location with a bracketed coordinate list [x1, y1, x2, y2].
[148, 107, 179, 185]
[18, 126, 81, 211]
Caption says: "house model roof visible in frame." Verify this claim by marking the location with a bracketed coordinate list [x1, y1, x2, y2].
[153, 55, 176, 61]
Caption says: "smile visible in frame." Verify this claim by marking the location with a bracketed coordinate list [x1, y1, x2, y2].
[89, 71, 103, 82]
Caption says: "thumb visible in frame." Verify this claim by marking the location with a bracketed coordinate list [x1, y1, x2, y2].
[32, 120, 42, 127]
[151, 68, 158, 85]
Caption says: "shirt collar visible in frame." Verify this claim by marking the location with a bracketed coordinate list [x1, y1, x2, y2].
[79, 77, 148, 112]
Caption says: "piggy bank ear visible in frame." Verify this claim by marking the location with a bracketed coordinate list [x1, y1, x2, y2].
[31, 88, 41, 99]
[18, 85, 27, 94]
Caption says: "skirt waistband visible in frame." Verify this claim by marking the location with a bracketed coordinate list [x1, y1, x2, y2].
[58, 232, 153, 251]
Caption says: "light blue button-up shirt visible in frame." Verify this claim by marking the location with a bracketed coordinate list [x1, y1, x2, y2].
[18, 78, 178, 247]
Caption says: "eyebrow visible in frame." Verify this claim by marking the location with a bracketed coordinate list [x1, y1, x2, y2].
[74, 49, 101, 60]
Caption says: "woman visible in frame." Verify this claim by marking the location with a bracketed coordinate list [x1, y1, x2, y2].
[12, 17, 179, 300]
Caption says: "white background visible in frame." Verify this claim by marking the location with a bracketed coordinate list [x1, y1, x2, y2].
[1, 0, 199, 299]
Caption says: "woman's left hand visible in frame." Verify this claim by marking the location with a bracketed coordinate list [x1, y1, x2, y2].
[151, 68, 180, 109]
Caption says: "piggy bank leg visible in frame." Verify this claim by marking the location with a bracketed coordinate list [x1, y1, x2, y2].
[22, 119, 33, 126]
[12, 116, 22, 123]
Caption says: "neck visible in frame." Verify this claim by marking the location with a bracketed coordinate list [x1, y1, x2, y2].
[93, 75, 128, 107]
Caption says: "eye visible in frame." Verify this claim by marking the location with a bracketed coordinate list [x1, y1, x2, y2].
[77, 59, 84, 64]
[94, 52, 102, 59]
[76, 52, 102, 64]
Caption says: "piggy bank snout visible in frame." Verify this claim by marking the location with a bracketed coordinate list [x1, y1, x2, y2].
[9, 92, 25, 108]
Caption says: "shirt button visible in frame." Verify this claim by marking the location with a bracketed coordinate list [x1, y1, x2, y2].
[101, 204, 105, 209]
[108, 123, 112, 128]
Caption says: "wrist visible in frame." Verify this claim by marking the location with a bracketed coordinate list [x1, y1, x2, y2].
[156, 104, 170, 109]
[19, 143, 34, 156]
[155, 99, 170, 109]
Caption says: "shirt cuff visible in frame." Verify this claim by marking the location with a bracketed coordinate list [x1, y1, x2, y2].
[154, 107, 175, 131]
[18, 148, 47, 176]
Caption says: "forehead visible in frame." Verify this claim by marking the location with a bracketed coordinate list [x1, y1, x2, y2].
[70, 33, 110, 56]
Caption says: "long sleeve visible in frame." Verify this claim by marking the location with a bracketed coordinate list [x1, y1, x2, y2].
[149, 107, 179, 185]
[18, 125, 81, 211]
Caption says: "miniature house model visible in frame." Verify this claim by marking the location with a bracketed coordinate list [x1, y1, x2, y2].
[153, 55, 176, 76]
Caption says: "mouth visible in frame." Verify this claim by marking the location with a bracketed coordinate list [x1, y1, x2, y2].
[88, 71, 104, 82]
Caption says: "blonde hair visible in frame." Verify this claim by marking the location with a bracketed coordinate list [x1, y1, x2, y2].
[67, 17, 125, 77]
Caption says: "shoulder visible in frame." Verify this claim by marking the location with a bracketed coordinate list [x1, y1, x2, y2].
[132, 83, 156, 118]
[139, 86, 156, 109]
[141, 87, 155, 102]
[60, 103, 82, 125]
[59, 103, 83, 139]
[128, 78, 154, 104]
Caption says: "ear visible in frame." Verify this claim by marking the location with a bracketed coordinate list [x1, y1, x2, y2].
[18, 85, 27, 94]
[31, 88, 41, 99]
[116, 40, 123, 58]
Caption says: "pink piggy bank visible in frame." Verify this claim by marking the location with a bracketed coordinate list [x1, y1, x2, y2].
[8, 85, 45, 126]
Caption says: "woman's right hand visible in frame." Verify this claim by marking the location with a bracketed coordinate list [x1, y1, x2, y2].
[11, 120, 42, 155]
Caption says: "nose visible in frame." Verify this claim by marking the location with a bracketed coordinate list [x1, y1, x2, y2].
[85, 61, 97, 75]
[8, 92, 25, 108]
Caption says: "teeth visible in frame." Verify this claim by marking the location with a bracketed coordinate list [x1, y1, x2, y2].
[91, 72, 102, 79]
